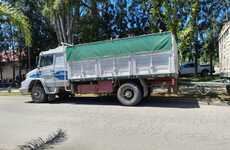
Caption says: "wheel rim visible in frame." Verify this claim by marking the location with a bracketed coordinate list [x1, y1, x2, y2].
[122, 88, 134, 100]
[33, 89, 42, 100]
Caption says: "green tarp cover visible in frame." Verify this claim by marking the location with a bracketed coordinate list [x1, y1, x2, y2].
[67, 32, 172, 61]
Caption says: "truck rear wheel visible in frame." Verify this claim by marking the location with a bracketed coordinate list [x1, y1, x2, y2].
[201, 70, 209, 77]
[226, 85, 230, 95]
[117, 83, 143, 106]
[31, 84, 48, 103]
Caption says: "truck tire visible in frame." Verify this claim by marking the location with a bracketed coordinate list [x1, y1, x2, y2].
[31, 84, 48, 103]
[201, 70, 209, 76]
[226, 85, 230, 95]
[117, 83, 143, 106]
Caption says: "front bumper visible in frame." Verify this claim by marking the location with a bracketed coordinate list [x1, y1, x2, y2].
[19, 88, 29, 95]
[19, 79, 31, 95]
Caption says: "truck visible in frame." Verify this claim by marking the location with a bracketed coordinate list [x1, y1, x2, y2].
[179, 62, 214, 76]
[20, 32, 178, 106]
[219, 21, 230, 94]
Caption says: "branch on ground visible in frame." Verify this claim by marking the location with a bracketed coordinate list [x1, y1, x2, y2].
[18, 129, 67, 150]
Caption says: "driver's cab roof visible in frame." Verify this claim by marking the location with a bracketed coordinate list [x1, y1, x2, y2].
[40, 46, 65, 55]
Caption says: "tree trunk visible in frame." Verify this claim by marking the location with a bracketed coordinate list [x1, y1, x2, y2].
[12, 61, 15, 82]
[59, 15, 67, 43]
[195, 48, 198, 76]
[0, 63, 2, 81]
[210, 49, 213, 76]
[54, 14, 63, 44]
[210, 12, 216, 76]
[27, 47, 31, 71]
[54, 22, 61, 44]
[192, 0, 200, 76]
[66, 9, 71, 43]
[69, 16, 74, 44]
[209, 38, 215, 76]
[18, 49, 22, 81]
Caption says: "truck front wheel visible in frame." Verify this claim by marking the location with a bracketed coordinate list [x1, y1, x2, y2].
[31, 84, 48, 103]
[117, 83, 143, 106]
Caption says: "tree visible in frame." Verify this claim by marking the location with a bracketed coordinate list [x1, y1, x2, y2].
[77, 0, 111, 43]
[150, 0, 191, 40]
[0, 3, 31, 46]
[0, 3, 32, 80]
[42, 0, 81, 44]
[200, 0, 230, 75]
[13, 0, 58, 69]
[150, 0, 192, 64]
[191, 0, 200, 75]
[127, 0, 151, 36]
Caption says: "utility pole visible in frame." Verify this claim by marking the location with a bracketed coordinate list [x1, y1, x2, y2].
[194, 36, 198, 76]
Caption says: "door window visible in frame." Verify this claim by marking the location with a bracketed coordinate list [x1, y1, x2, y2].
[55, 54, 64, 66]
[184, 63, 194, 68]
[39, 55, 53, 67]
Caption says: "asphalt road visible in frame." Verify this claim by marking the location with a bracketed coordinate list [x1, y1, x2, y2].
[0, 96, 230, 150]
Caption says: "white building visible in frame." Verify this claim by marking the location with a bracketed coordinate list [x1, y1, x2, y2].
[0, 62, 27, 80]
[219, 21, 230, 78]
[0, 50, 27, 81]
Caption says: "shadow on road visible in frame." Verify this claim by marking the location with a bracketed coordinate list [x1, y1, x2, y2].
[32, 96, 200, 109]
[142, 96, 200, 108]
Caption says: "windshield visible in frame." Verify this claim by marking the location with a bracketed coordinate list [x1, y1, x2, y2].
[39, 54, 53, 67]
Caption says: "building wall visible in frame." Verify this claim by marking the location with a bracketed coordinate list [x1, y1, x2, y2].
[219, 21, 230, 77]
[1, 63, 27, 80]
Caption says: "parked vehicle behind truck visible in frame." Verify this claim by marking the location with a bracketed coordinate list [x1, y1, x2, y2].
[179, 62, 214, 76]
[20, 32, 178, 106]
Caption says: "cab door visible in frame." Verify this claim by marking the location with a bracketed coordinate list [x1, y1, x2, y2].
[38, 54, 55, 87]
[180, 63, 195, 75]
[54, 53, 66, 87]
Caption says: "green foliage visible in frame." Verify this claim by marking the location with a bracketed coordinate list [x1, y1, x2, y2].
[178, 0, 200, 63]
[150, 0, 191, 62]
[150, 0, 229, 65]
[42, 0, 81, 44]
[0, 3, 31, 46]
[1, 0, 230, 68]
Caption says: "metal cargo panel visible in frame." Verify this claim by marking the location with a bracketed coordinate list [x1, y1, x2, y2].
[70, 61, 81, 79]
[71, 60, 98, 79]
[99, 58, 114, 77]
[115, 57, 131, 76]
[133, 52, 171, 75]
[69, 51, 176, 80]
[134, 54, 152, 75]
[67, 32, 178, 81]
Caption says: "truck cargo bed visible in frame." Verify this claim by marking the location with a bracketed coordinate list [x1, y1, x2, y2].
[66, 32, 178, 81]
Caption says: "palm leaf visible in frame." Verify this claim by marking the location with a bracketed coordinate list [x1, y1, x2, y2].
[0, 3, 32, 46]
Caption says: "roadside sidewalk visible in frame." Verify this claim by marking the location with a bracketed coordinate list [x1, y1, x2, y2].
[0, 88, 20, 93]
[0, 88, 22, 96]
